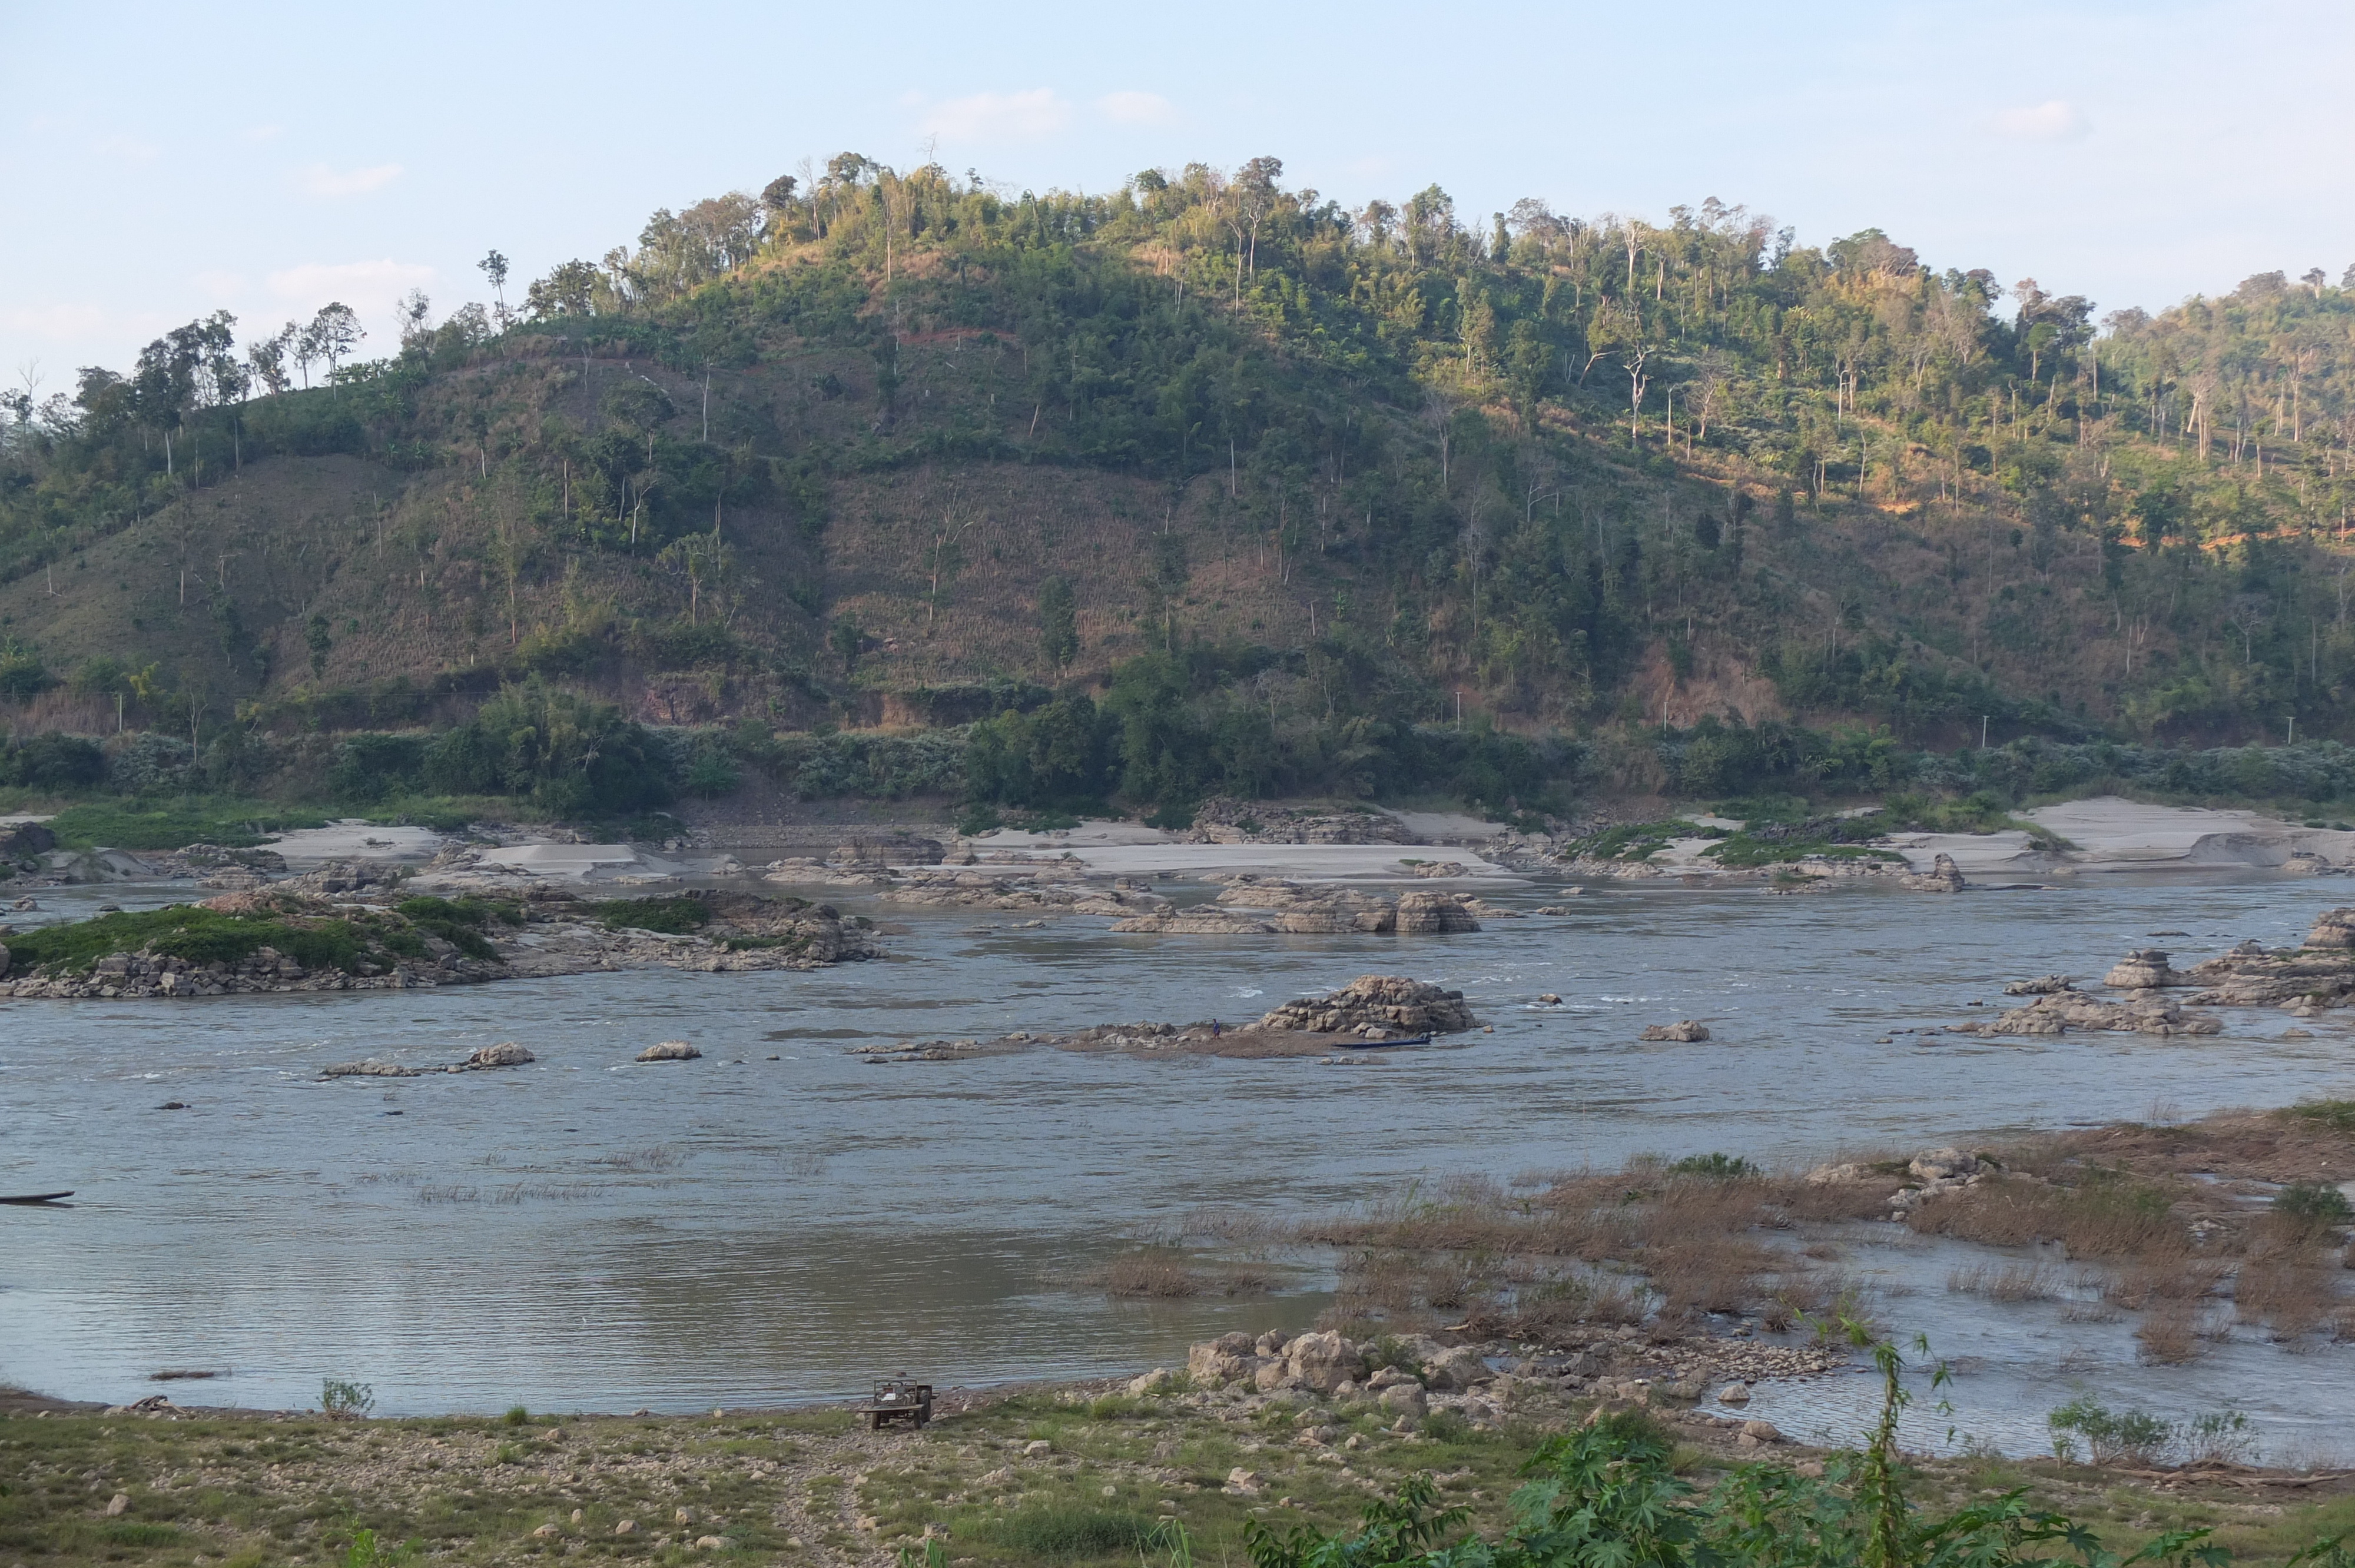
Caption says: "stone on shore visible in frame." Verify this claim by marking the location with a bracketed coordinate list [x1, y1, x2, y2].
[638, 1040, 703, 1062]
[1283, 1331, 1366, 1393]
[1899, 852, 1967, 892]
[2305, 908, 2355, 949]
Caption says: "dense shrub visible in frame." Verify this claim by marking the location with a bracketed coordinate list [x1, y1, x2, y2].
[0, 732, 104, 790]
[421, 680, 674, 814]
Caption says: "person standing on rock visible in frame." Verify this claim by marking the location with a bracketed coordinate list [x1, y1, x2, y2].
[1211, 1019, 1221, 1038]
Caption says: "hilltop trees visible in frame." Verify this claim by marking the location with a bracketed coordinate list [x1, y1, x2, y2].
[13, 145, 2355, 753]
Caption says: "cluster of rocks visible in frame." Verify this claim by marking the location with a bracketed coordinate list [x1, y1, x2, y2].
[0, 819, 58, 875]
[1112, 883, 1481, 936]
[1807, 1146, 1999, 1218]
[1899, 853, 1968, 892]
[1945, 908, 2355, 1036]
[493, 893, 882, 978]
[876, 870, 1170, 916]
[1170, 1326, 1841, 1438]
[1950, 986, 2224, 1038]
[1255, 974, 1476, 1037]
[323, 1042, 536, 1078]
[1186, 798, 1412, 846]
[2, 939, 500, 1000]
[1638, 1020, 1713, 1042]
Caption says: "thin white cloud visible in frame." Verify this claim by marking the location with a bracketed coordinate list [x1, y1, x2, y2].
[266, 259, 434, 322]
[1989, 99, 2091, 142]
[917, 89, 1071, 141]
[1097, 90, 1174, 126]
[0, 303, 115, 340]
[297, 161, 404, 197]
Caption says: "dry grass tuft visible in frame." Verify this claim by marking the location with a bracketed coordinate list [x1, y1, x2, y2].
[1095, 1248, 1273, 1299]
[2134, 1298, 2207, 1364]
[1946, 1262, 2060, 1301]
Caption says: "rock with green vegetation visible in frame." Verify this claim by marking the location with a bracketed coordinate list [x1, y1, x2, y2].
[2, 885, 882, 1000]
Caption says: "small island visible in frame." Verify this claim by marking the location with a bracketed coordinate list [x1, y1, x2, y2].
[0, 886, 878, 1000]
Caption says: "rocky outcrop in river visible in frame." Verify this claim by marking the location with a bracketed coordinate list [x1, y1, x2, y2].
[1110, 883, 1481, 935]
[1254, 974, 1476, 1036]
[0, 887, 880, 999]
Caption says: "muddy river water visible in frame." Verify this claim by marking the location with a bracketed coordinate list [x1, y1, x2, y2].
[3, 869, 2351, 1458]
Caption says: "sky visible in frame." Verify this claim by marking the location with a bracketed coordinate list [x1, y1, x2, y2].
[5, 0, 2352, 397]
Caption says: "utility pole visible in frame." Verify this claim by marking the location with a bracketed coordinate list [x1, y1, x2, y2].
[1981, 715, 1988, 749]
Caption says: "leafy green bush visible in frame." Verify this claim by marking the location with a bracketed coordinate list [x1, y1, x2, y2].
[0, 731, 102, 790]
[1249, 1343, 2245, 1568]
[1668, 1152, 1760, 1180]
[422, 679, 674, 815]
[2046, 1397, 2174, 1465]
[2273, 1181, 2353, 1226]
[320, 1378, 375, 1420]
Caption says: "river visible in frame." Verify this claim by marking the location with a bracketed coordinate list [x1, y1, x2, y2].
[3, 869, 2351, 1455]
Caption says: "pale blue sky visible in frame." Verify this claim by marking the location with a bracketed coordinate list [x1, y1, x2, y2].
[5, 0, 2349, 391]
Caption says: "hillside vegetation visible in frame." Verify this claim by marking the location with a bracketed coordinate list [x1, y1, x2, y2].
[6, 154, 2355, 813]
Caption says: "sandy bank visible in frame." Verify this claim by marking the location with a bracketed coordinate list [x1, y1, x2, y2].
[1887, 796, 2355, 877]
[960, 828, 1518, 882]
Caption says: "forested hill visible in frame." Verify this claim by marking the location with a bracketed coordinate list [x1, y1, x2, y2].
[5, 154, 2355, 808]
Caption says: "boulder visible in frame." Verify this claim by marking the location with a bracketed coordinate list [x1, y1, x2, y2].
[0, 821, 57, 859]
[1638, 1020, 1711, 1042]
[1376, 1383, 1428, 1420]
[1223, 1467, 1263, 1496]
[1252, 1360, 1292, 1391]
[1900, 852, 1967, 892]
[2002, 975, 2074, 995]
[1254, 1328, 1293, 1356]
[1717, 1382, 1752, 1406]
[1804, 1162, 1865, 1184]
[1126, 1368, 1176, 1397]
[1394, 890, 1481, 934]
[1188, 1333, 1255, 1386]
[466, 1041, 535, 1068]
[1421, 1346, 1491, 1391]
[1283, 1331, 1366, 1394]
[2307, 909, 2355, 949]
[1907, 1147, 1981, 1181]
[1257, 975, 1477, 1035]
[637, 1040, 703, 1062]
[2104, 949, 2183, 988]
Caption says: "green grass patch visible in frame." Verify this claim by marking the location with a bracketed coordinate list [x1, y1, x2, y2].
[593, 895, 710, 934]
[2, 904, 377, 975]
[44, 799, 333, 852]
[972, 1505, 1158, 1556]
[1701, 836, 1903, 868]
[1568, 820, 1719, 861]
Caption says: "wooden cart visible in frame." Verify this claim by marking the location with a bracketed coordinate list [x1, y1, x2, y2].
[855, 1378, 933, 1430]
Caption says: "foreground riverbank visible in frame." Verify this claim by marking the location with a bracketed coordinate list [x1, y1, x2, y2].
[6, 1351, 2353, 1568]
